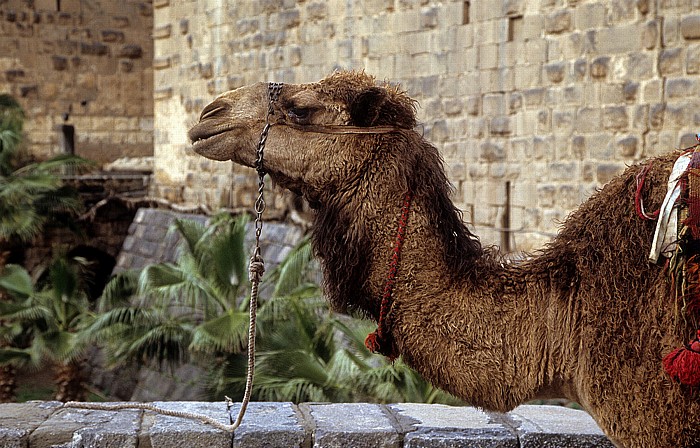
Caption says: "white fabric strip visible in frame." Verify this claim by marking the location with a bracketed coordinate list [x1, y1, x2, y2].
[649, 153, 692, 263]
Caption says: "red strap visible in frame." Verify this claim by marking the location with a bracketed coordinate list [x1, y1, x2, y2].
[365, 192, 412, 360]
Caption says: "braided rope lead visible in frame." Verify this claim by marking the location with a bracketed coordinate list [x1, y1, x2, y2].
[66, 83, 285, 435]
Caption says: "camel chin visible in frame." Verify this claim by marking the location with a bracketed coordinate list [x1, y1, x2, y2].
[191, 134, 236, 162]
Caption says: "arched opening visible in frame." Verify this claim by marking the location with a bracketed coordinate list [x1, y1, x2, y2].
[66, 245, 116, 301]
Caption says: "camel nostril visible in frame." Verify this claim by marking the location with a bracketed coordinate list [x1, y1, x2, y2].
[200, 101, 228, 120]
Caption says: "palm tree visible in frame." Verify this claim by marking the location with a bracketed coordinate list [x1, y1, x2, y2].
[0, 256, 94, 401]
[0, 94, 93, 402]
[0, 94, 92, 264]
[91, 212, 251, 369]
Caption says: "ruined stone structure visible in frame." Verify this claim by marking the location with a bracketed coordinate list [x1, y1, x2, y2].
[153, 0, 700, 250]
[0, 0, 153, 163]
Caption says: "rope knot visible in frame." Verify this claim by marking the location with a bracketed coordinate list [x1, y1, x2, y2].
[248, 258, 265, 283]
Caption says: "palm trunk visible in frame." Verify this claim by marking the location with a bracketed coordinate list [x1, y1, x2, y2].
[54, 361, 86, 402]
[0, 364, 16, 402]
[0, 254, 16, 402]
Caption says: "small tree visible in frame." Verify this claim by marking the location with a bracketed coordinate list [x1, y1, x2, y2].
[0, 256, 94, 401]
[92, 212, 251, 369]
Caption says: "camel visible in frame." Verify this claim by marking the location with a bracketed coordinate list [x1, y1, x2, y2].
[188, 71, 700, 447]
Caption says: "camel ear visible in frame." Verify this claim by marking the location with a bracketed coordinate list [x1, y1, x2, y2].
[350, 87, 387, 127]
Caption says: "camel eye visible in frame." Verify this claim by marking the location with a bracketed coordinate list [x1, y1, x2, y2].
[287, 107, 311, 124]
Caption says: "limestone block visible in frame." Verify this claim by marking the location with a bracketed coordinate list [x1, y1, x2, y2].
[594, 24, 642, 54]
[642, 19, 659, 49]
[603, 105, 629, 130]
[552, 109, 574, 136]
[421, 6, 439, 29]
[537, 184, 556, 207]
[573, 107, 601, 133]
[490, 116, 512, 136]
[589, 56, 608, 79]
[597, 163, 626, 184]
[574, 3, 606, 30]
[622, 52, 654, 80]
[688, 44, 700, 73]
[681, 15, 700, 40]
[665, 103, 691, 129]
[483, 92, 506, 116]
[665, 77, 698, 99]
[480, 142, 506, 162]
[544, 61, 566, 83]
[80, 41, 109, 56]
[562, 84, 581, 104]
[545, 10, 571, 34]
[522, 14, 545, 40]
[533, 135, 554, 160]
[601, 83, 624, 105]
[101, 29, 125, 43]
[514, 63, 542, 89]
[153, 24, 172, 39]
[662, 15, 680, 46]
[659, 47, 683, 75]
[617, 135, 639, 157]
[51, 55, 68, 70]
[479, 43, 499, 70]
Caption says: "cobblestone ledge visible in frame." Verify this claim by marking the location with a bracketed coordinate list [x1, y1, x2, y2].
[0, 401, 614, 447]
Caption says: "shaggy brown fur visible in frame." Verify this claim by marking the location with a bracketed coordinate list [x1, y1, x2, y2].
[189, 71, 700, 447]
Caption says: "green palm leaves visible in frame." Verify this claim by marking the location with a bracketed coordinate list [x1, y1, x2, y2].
[0, 256, 94, 401]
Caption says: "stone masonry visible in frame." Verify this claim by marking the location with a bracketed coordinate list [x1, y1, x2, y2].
[0, 0, 153, 163]
[0, 401, 613, 447]
[152, 0, 700, 250]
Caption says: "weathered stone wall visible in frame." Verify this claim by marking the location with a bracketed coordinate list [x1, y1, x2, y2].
[153, 0, 700, 250]
[0, 0, 153, 164]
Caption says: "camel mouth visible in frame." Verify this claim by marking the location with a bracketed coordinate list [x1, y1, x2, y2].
[188, 123, 239, 161]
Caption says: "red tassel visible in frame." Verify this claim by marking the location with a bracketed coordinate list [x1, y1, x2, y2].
[365, 331, 381, 353]
[663, 331, 700, 387]
[364, 330, 398, 362]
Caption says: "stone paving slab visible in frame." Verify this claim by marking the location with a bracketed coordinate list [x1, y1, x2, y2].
[229, 401, 307, 448]
[507, 405, 615, 448]
[0, 401, 63, 448]
[29, 403, 141, 448]
[391, 403, 518, 448]
[306, 402, 402, 447]
[139, 401, 231, 448]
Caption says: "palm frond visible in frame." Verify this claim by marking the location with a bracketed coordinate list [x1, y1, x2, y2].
[0, 347, 30, 366]
[205, 214, 248, 300]
[97, 271, 139, 312]
[171, 218, 207, 258]
[0, 264, 33, 298]
[268, 237, 317, 297]
[189, 309, 250, 354]
[12, 154, 94, 176]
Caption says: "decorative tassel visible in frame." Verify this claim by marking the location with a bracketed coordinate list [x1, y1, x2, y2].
[663, 330, 700, 387]
[365, 330, 398, 361]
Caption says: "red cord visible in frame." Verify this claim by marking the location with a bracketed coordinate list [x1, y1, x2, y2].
[365, 192, 412, 359]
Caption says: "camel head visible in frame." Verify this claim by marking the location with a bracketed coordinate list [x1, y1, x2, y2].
[188, 71, 417, 205]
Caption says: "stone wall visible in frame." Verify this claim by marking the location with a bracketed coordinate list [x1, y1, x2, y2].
[0, 0, 153, 164]
[153, 0, 700, 250]
[0, 401, 613, 447]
